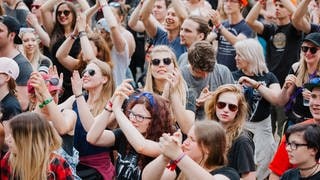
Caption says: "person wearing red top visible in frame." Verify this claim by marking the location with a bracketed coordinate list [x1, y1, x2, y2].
[0, 112, 73, 180]
[269, 76, 320, 179]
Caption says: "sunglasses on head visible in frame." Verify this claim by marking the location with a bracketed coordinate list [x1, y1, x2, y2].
[45, 77, 59, 86]
[301, 46, 319, 54]
[57, 10, 71, 17]
[31, 4, 41, 9]
[81, 69, 96, 77]
[109, 2, 124, 14]
[216, 101, 238, 112]
[151, 58, 172, 66]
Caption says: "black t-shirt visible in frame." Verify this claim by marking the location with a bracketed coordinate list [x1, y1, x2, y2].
[227, 131, 255, 175]
[51, 37, 81, 103]
[209, 166, 240, 180]
[232, 70, 279, 122]
[281, 168, 320, 180]
[13, 53, 33, 86]
[261, 23, 302, 86]
[0, 93, 21, 121]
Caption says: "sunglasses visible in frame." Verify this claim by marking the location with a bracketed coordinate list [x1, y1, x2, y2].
[81, 69, 96, 77]
[216, 101, 238, 112]
[151, 58, 172, 66]
[109, 2, 124, 14]
[31, 4, 41, 9]
[57, 10, 71, 17]
[45, 77, 59, 86]
[301, 46, 319, 54]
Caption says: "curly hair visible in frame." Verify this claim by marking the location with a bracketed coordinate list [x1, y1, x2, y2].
[124, 92, 176, 168]
[188, 41, 215, 72]
[205, 84, 248, 150]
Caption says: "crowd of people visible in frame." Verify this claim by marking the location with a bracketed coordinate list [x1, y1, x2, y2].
[0, 0, 320, 179]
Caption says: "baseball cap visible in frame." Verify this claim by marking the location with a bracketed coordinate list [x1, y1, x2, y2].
[96, 18, 110, 33]
[303, 33, 320, 47]
[27, 74, 62, 94]
[304, 77, 320, 91]
[0, 15, 22, 44]
[0, 57, 19, 80]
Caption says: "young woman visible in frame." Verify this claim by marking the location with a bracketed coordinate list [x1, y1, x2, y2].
[19, 28, 52, 71]
[278, 33, 320, 127]
[59, 59, 115, 179]
[40, 1, 80, 102]
[142, 120, 240, 180]
[281, 123, 320, 179]
[0, 112, 73, 180]
[27, 71, 79, 179]
[144, 45, 194, 134]
[86, 82, 176, 179]
[205, 84, 256, 179]
[56, 13, 112, 73]
[232, 38, 280, 179]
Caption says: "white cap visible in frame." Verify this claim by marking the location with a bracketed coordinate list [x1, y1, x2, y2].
[0, 57, 19, 80]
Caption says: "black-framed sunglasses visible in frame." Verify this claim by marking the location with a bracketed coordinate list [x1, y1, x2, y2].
[301, 46, 319, 54]
[57, 10, 71, 17]
[45, 77, 59, 86]
[151, 58, 172, 66]
[285, 141, 308, 150]
[216, 101, 238, 112]
[81, 69, 96, 77]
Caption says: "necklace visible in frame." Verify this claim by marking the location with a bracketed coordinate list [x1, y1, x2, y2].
[300, 163, 318, 171]
[300, 163, 319, 178]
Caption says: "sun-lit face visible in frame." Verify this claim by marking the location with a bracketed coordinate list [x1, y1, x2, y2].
[310, 88, 320, 121]
[274, 1, 291, 19]
[215, 92, 239, 126]
[164, 7, 181, 31]
[181, 126, 203, 163]
[235, 52, 249, 71]
[82, 63, 108, 90]
[22, 32, 37, 56]
[150, 51, 175, 80]
[0, 23, 13, 49]
[301, 41, 320, 66]
[128, 104, 152, 133]
[152, 0, 167, 23]
[180, 19, 203, 48]
[56, 4, 74, 27]
[223, 0, 241, 14]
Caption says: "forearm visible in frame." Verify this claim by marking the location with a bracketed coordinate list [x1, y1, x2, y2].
[79, 33, 96, 61]
[219, 26, 245, 45]
[142, 155, 169, 180]
[87, 109, 113, 145]
[140, 0, 155, 21]
[245, 2, 264, 34]
[292, 0, 312, 33]
[114, 108, 160, 157]
[76, 95, 95, 131]
[40, 0, 58, 35]
[170, 93, 194, 134]
[77, 0, 90, 12]
[171, 0, 188, 21]
[281, 0, 296, 14]
[16, 85, 29, 111]
[128, 4, 145, 32]
[33, 24, 50, 47]
[85, 3, 99, 24]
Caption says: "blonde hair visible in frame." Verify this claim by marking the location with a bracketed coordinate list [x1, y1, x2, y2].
[88, 59, 115, 116]
[20, 30, 50, 71]
[234, 38, 269, 76]
[144, 45, 187, 106]
[8, 112, 62, 180]
[205, 84, 248, 150]
[295, 53, 320, 87]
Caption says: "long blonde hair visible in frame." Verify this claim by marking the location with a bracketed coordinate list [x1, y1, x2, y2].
[88, 59, 115, 116]
[144, 45, 187, 106]
[295, 53, 320, 87]
[8, 112, 62, 180]
[205, 84, 248, 150]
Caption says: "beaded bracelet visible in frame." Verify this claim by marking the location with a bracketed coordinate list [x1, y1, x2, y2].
[39, 98, 53, 109]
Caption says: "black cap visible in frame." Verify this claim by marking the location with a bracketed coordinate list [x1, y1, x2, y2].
[304, 77, 320, 91]
[0, 15, 22, 44]
[303, 32, 320, 47]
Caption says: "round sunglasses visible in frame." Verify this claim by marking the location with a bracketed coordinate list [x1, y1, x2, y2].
[57, 10, 71, 17]
[216, 101, 238, 112]
[301, 46, 320, 54]
[151, 58, 172, 66]
[81, 69, 96, 77]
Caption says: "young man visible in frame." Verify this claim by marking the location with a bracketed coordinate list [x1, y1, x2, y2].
[181, 41, 234, 120]
[0, 15, 33, 111]
[140, 0, 188, 59]
[178, 15, 211, 67]
[269, 77, 320, 179]
[211, 0, 254, 71]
